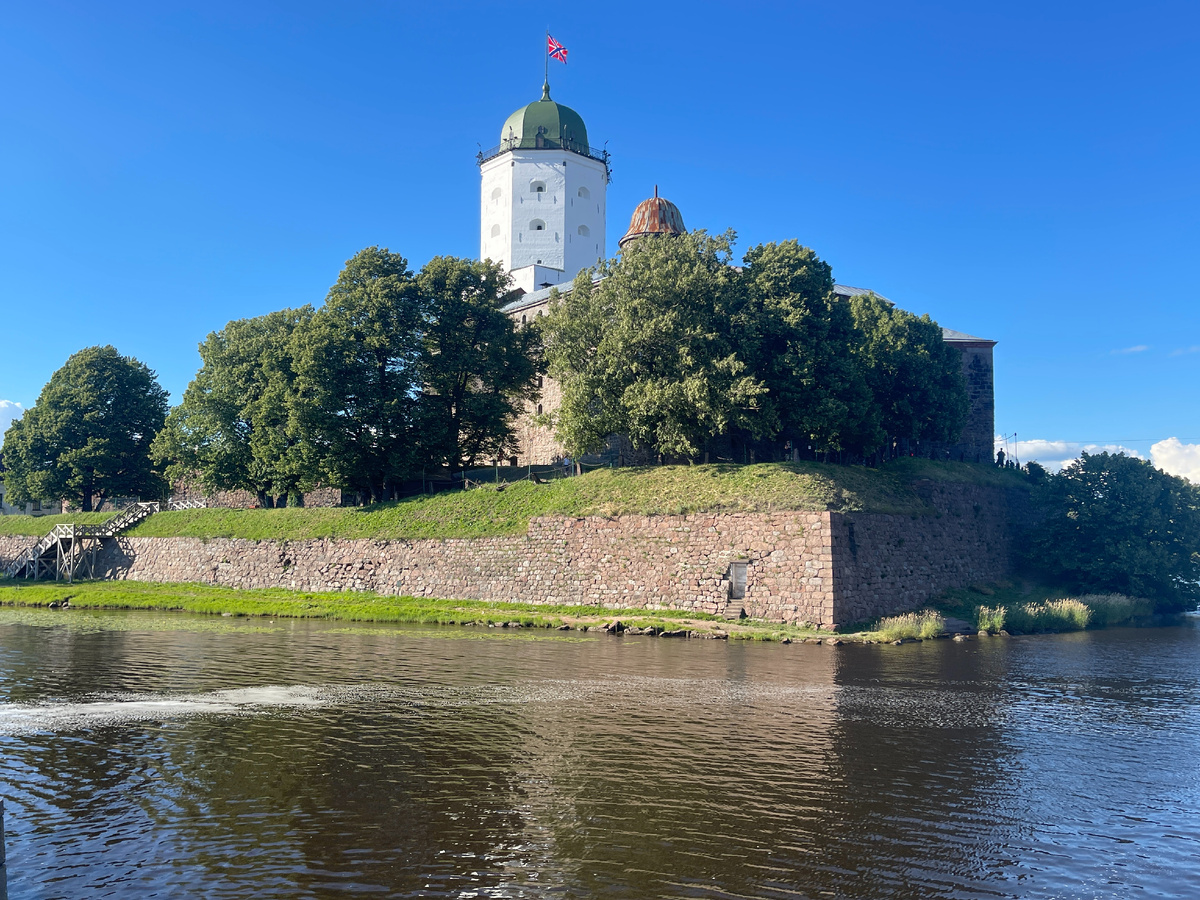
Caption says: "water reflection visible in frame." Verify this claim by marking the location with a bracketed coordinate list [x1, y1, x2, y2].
[0, 609, 1198, 899]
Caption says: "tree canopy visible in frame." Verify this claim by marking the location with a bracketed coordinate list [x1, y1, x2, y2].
[1026, 452, 1200, 612]
[290, 247, 425, 503]
[416, 256, 540, 473]
[540, 233, 967, 462]
[542, 230, 767, 459]
[151, 307, 313, 508]
[3, 345, 168, 511]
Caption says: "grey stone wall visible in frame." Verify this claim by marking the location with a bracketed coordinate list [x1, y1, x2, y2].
[952, 343, 995, 463]
[0, 482, 1027, 628]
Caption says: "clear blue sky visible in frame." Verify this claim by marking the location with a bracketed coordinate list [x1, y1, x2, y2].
[2, 1, 1198, 472]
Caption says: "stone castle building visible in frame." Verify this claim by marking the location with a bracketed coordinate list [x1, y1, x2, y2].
[480, 82, 995, 467]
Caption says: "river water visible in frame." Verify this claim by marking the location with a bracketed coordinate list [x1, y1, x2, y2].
[0, 608, 1197, 899]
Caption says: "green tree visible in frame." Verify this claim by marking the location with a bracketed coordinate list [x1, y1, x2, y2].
[416, 256, 540, 473]
[151, 307, 313, 508]
[290, 247, 424, 503]
[737, 241, 880, 456]
[848, 292, 968, 456]
[542, 230, 767, 459]
[1026, 451, 1200, 612]
[2, 346, 168, 511]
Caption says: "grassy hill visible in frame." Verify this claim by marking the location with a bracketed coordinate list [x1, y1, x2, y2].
[0, 459, 1027, 542]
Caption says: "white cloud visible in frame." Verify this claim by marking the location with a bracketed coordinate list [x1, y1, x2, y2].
[1169, 346, 1200, 357]
[1151, 438, 1200, 484]
[994, 436, 1143, 472]
[0, 400, 24, 437]
[1112, 345, 1150, 355]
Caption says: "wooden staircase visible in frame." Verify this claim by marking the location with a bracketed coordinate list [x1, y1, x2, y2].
[4, 499, 205, 582]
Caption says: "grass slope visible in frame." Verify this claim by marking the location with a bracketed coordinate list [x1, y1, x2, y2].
[127, 460, 1020, 541]
[0, 511, 117, 537]
[0, 461, 1027, 542]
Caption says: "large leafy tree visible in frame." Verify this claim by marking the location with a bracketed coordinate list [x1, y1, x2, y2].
[737, 241, 880, 455]
[290, 247, 425, 503]
[1026, 452, 1200, 612]
[151, 308, 313, 508]
[542, 230, 767, 459]
[2, 345, 168, 511]
[416, 256, 540, 473]
[848, 292, 968, 456]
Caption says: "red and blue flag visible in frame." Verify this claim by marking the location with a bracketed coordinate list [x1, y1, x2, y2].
[547, 35, 568, 63]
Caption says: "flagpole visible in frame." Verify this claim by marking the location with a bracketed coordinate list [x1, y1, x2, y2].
[544, 28, 549, 89]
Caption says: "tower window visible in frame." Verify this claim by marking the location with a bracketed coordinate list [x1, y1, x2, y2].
[530, 220, 545, 231]
[537, 376, 544, 388]
[491, 187, 502, 201]
[490, 224, 501, 237]
[537, 404, 543, 415]
[577, 225, 590, 237]
[530, 181, 546, 193]
[578, 186, 590, 199]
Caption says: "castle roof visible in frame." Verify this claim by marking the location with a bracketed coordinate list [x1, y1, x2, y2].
[499, 82, 590, 156]
[619, 188, 686, 247]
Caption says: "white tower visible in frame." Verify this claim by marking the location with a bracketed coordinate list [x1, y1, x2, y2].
[479, 81, 609, 294]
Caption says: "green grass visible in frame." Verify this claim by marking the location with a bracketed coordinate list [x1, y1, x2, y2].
[939, 582, 1158, 634]
[0, 462, 1028, 542]
[874, 610, 947, 642]
[0, 511, 118, 536]
[0, 579, 735, 631]
[0, 461, 1016, 542]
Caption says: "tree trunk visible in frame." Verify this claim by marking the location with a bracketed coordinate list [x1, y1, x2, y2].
[256, 490, 272, 509]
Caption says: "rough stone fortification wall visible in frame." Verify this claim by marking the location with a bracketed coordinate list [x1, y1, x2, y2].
[0, 482, 1028, 628]
[828, 482, 1022, 625]
[955, 344, 996, 464]
[80, 511, 832, 624]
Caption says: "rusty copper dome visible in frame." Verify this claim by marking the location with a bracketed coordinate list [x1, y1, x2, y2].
[618, 186, 686, 248]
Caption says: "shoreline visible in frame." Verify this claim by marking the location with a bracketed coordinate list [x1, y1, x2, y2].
[0, 579, 1164, 644]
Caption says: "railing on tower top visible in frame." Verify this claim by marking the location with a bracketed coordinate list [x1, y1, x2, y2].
[477, 137, 610, 171]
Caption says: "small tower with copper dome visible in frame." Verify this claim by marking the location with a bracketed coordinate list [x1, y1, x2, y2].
[619, 186, 687, 248]
[478, 81, 609, 294]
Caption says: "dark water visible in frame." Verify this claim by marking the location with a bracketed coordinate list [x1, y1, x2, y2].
[1, 609, 1198, 899]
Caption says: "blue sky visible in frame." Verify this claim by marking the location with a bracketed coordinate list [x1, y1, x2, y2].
[2, 1, 1198, 476]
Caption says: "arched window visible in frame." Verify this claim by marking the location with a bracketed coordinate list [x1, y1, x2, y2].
[537, 404, 543, 415]
[578, 186, 590, 199]
[537, 376, 544, 388]
[530, 181, 546, 193]
[490, 224, 501, 237]
[577, 225, 590, 237]
[530, 219, 545, 231]
[491, 187, 502, 201]
[521, 314, 527, 324]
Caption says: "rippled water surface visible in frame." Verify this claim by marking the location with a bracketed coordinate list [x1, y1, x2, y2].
[1, 608, 1198, 899]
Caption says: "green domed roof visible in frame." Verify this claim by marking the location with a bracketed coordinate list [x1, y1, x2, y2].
[500, 82, 590, 155]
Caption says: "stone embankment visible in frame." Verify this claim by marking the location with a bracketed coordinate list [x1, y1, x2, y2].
[0, 481, 1026, 628]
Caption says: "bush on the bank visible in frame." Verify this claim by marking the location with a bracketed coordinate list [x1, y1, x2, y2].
[1026, 451, 1200, 613]
[1000, 599, 1092, 633]
[975, 593, 1155, 633]
[1080, 593, 1156, 628]
[976, 605, 1008, 633]
[875, 610, 945, 641]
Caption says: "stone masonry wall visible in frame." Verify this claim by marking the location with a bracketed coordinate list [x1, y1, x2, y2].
[0, 482, 1027, 627]
[827, 482, 1023, 626]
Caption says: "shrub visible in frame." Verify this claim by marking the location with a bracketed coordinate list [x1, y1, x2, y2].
[975, 605, 1007, 633]
[1081, 593, 1156, 628]
[875, 610, 945, 642]
[1006, 599, 1092, 633]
